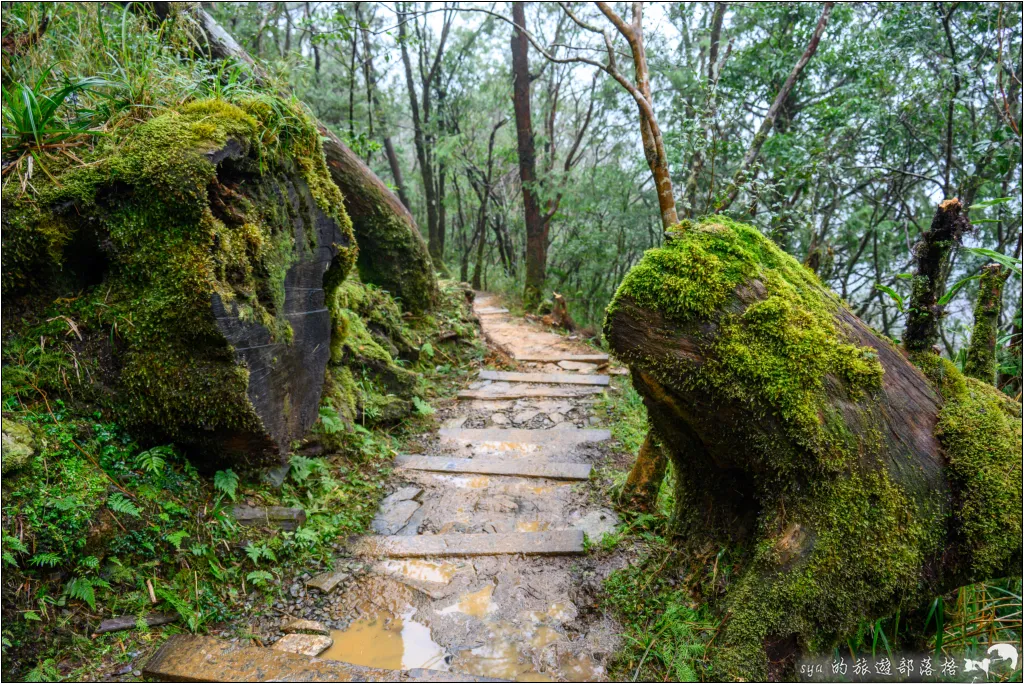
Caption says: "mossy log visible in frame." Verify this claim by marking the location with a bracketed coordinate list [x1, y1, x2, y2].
[2, 99, 356, 466]
[187, 5, 439, 314]
[605, 218, 1022, 679]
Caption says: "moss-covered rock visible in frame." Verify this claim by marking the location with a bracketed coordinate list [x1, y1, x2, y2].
[2, 97, 356, 465]
[604, 217, 1022, 679]
[1, 418, 36, 474]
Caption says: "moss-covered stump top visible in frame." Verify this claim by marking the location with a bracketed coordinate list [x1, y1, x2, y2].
[604, 217, 1022, 679]
[2, 97, 357, 465]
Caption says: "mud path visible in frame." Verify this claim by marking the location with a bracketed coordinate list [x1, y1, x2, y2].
[146, 293, 630, 682]
[319, 293, 625, 681]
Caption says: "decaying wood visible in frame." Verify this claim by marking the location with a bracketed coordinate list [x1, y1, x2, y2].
[230, 505, 306, 531]
[94, 612, 178, 635]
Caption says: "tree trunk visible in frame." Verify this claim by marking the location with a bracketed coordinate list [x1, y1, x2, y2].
[360, 16, 412, 210]
[904, 198, 972, 354]
[605, 217, 1021, 680]
[964, 263, 1010, 384]
[183, 6, 438, 313]
[511, 2, 547, 311]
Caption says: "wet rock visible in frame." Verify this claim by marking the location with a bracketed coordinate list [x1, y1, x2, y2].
[280, 618, 329, 636]
[307, 568, 351, 593]
[380, 486, 422, 507]
[512, 410, 541, 424]
[289, 583, 303, 598]
[270, 633, 333, 657]
[371, 499, 421, 535]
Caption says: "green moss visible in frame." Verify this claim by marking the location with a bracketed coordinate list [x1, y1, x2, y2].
[2, 96, 356, 455]
[609, 217, 883, 468]
[917, 355, 1023, 580]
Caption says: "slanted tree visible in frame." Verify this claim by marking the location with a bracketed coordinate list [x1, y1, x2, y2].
[605, 217, 1021, 679]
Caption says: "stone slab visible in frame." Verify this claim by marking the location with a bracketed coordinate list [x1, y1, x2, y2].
[352, 530, 586, 557]
[478, 370, 609, 386]
[439, 427, 610, 446]
[394, 456, 591, 480]
[231, 505, 306, 531]
[380, 486, 423, 507]
[372, 500, 422, 535]
[272, 633, 333, 657]
[514, 353, 610, 363]
[557, 360, 599, 372]
[475, 307, 509, 315]
[281, 618, 330, 636]
[143, 634, 491, 682]
[458, 386, 605, 400]
[306, 568, 351, 593]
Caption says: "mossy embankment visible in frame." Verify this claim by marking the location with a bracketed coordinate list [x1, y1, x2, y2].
[603, 217, 1022, 679]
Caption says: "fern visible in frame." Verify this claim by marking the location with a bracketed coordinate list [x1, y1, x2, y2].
[289, 455, 323, 483]
[2, 532, 28, 566]
[420, 341, 435, 358]
[165, 530, 189, 550]
[65, 576, 100, 611]
[155, 586, 200, 631]
[29, 552, 62, 568]
[243, 543, 276, 565]
[246, 570, 274, 587]
[319, 405, 345, 434]
[412, 396, 436, 416]
[108, 492, 142, 518]
[213, 469, 239, 500]
[135, 445, 172, 475]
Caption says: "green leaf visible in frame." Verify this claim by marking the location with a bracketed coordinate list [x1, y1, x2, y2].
[165, 530, 189, 550]
[420, 341, 435, 358]
[412, 396, 435, 416]
[938, 274, 982, 306]
[22, 610, 41, 622]
[318, 405, 345, 434]
[874, 284, 905, 313]
[65, 576, 97, 611]
[969, 197, 1013, 210]
[30, 552, 63, 568]
[961, 247, 1023, 276]
[108, 492, 142, 518]
[213, 469, 239, 501]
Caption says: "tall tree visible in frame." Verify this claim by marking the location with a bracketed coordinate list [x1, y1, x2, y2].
[510, 2, 547, 308]
[398, 2, 453, 268]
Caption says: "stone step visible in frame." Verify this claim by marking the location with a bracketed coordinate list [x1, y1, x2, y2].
[439, 427, 610, 447]
[478, 370, 609, 386]
[143, 634, 489, 682]
[395, 455, 591, 480]
[352, 530, 585, 558]
[458, 386, 604, 400]
[474, 306, 509, 315]
[515, 352, 610, 363]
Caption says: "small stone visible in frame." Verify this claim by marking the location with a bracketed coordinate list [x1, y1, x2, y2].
[281, 618, 329, 636]
[289, 583, 302, 598]
[491, 413, 509, 425]
[271, 633, 333, 657]
[549, 412, 565, 424]
[512, 409, 541, 424]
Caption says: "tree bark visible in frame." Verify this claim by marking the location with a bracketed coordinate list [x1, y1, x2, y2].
[359, 13, 412, 210]
[511, 2, 547, 311]
[605, 217, 1021, 679]
[184, 5, 439, 313]
[904, 198, 972, 354]
[618, 430, 666, 513]
[964, 263, 1010, 384]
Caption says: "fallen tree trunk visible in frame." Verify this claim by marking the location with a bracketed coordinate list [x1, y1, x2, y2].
[605, 217, 1022, 679]
[187, 4, 439, 313]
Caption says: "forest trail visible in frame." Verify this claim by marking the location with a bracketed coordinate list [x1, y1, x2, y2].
[145, 293, 625, 682]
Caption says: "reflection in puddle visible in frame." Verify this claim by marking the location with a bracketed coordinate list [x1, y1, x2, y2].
[439, 584, 497, 618]
[522, 601, 576, 624]
[322, 607, 447, 671]
[378, 559, 457, 585]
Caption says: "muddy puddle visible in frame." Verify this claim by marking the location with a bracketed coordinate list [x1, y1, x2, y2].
[321, 605, 447, 671]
